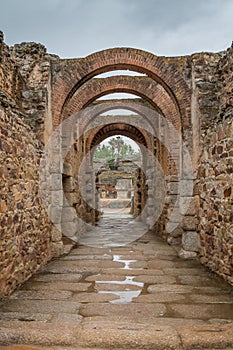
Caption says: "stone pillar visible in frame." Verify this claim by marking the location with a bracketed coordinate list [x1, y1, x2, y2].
[178, 143, 200, 259]
[46, 129, 64, 257]
[165, 175, 182, 245]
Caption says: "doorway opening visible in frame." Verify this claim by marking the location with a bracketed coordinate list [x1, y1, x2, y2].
[94, 135, 143, 220]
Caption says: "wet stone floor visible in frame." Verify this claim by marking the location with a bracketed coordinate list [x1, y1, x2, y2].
[0, 212, 233, 349]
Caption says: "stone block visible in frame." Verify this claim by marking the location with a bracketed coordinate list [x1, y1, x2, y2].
[180, 195, 199, 216]
[49, 206, 62, 224]
[180, 179, 194, 196]
[61, 220, 78, 236]
[50, 173, 62, 190]
[51, 190, 63, 206]
[182, 215, 197, 231]
[165, 194, 179, 205]
[178, 249, 197, 259]
[181, 149, 195, 179]
[167, 182, 179, 195]
[61, 207, 77, 222]
[182, 231, 200, 252]
[166, 221, 180, 233]
[167, 236, 182, 246]
[167, 206, 182, 223]
[49, 161, 62, 174]
[169, 226, 183, 238]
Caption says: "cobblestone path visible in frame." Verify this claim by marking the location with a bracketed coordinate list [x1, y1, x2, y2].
[0, 213, 233, 349]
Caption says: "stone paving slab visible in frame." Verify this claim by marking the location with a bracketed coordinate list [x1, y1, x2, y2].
[85, 274, 126, 282]
[163, 267, 212, 276]
[190, 294, 233, 304]
[71, 292, 120, 303]
[41, 265, 102, 274]
[70, 247, 109, 255]
[100, 268, 164, 276]
[147, 260, 177, 269]
[177, 323, 233, 350]
[177, 274, 228, 286]
[20, 282, 92, 292]
[43, 260, 124, 273]
[94, 283, 142, 291]
[133, 274, 177, 284]
[60, 254, 113, 261]
[30, 273, 82, 282]
[79, 321, 181, 349]
[82, 315, 206, 327]
[8, 290, 72, 301]
[170, 304, 233, 320]
[132, 293, 187, 303]
[0, 300, 81, 314]
[192, 286, 233, 294]
[147, 284, 195, 294]
[51, 313, 83, 323]
[0, 321, 81, 346]
[147, 259, 206, 269]
[0, 312, 53, 322]
[79, 303, 166, 319]
[147, 284, 233, 294]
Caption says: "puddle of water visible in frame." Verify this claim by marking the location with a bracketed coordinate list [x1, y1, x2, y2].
[95, 256, 145, 304]
[96, 276, 144, 288]
[98, 290, 142, 304]
[96, 276, 144, 304]
[113, 255, 142, 270]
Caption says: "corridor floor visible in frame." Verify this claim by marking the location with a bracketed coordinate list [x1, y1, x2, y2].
[0, 213, 233, 349]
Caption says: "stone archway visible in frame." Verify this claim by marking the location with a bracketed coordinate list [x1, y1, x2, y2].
[62, 76, 181, 131]
[51, 47, 191, 129]
[48, 47, 195, 254]
[86, 123, 149, 222]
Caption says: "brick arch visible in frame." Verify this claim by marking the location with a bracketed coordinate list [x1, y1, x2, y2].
[52, 48, 191, 127]
[85, 122, 149, 156]
[85, 120, 153, 161]
[79, 99, 160, 135]
[62, 76, 182, 131]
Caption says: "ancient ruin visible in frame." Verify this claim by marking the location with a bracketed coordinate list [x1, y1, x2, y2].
[0, 30, 233, 348]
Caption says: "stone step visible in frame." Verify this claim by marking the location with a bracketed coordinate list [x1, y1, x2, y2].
[0, 320, 233, 349]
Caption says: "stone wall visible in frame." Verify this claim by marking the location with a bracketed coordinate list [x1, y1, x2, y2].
[0, 33, 55, 299]
[0, 32, 25, 108]
[10, 41, 58, 142]
[197, 44, 233, 285]
[0, 107, 53, 299]
[198, 118, 233, 285]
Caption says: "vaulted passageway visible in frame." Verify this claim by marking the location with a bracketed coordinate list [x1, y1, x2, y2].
[47, 52, 194, 252]
[1, 35, 233, 348]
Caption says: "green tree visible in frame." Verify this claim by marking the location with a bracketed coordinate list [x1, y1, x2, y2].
[94, 137, 140, 159]
[94, 144, 113, 158]
[108, 136, 124, 156]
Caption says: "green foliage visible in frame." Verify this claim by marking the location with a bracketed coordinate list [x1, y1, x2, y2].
[108, 159, 116, 170]
[94, 137, 140, 159]
[94, 144, 113, 159]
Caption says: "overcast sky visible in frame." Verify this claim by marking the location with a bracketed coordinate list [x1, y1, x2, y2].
[0, 0, 233, 58]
